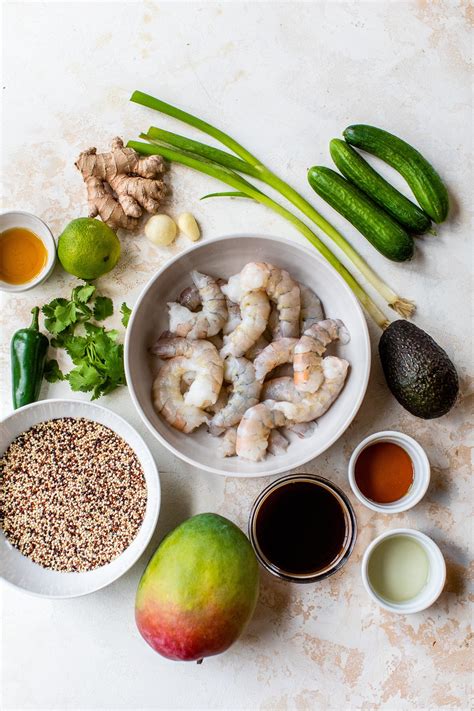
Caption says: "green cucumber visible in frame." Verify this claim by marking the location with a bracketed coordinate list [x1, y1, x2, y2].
[308, 166, 414, 262]
[330, 139, 431, 234]
[343, 125, 449, 223]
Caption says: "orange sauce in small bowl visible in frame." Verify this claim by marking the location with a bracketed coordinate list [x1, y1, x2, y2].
[0, 227, 47, 284]
[355, 441, 414, 504]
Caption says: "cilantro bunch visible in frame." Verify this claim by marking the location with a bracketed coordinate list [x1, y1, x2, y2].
[42, 283, 131, 400]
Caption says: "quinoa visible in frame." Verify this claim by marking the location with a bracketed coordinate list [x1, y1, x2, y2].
[0, 417, 147, 572]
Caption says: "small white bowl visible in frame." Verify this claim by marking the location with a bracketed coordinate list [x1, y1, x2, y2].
[348, 430, 430, 514]
[361, 528, 446, 614]
[125, 233, 371, 477]
[0, 399, 160, 598]
[0, 210, 56, 292]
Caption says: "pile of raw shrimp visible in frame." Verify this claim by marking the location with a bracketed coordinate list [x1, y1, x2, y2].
[150, 261, 350, 462]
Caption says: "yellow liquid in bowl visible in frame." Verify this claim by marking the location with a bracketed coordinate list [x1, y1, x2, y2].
[0, 227, 48, 284]
[368, 535, 429, 603]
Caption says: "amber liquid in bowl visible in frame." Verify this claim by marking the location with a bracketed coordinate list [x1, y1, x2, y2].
[0, 227, 47, 284]
[354, 441, 414, 504]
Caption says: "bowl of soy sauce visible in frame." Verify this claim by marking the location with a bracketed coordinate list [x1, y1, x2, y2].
[249, 474, 357, 583]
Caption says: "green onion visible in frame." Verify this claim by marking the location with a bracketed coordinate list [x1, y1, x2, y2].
[130, 91, 414, 320]
[128, 139, 389, 329]
[201, 191, 251, 200]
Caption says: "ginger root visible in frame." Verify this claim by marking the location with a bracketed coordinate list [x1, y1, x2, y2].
[75, 137, 166, 230]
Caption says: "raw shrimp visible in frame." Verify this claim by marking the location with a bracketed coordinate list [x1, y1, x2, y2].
[262, 376, 305, 404]
[177, 285, 201, 312]
[299, 284, 324, 332]
[253, 337, 298, 382]
[220, 290, 271, 358]
[168, 271, 227, 339]
[261, 380, 323, 437]
[293, 319, 350, 393]
[236, 401, 287, 462]
[222, 262, 301, 338]
[218, 427, 237, 458]
[151, 336, 223, 409]
[216, 278, 242, 335]
[210, 356, 261, 434]
[179, 279, 241, 335]
[268, 429, 289, 456]
[152, 363, 209, 433]
[267, 305, 280, 338]
[273, 356, 349, 423]
[222, 298, 242, 335]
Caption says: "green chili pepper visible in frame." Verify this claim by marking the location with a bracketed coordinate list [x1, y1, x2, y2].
[11, 307, 49, 409]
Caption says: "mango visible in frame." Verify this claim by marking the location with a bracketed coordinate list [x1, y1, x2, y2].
[135, 513, 259, 662]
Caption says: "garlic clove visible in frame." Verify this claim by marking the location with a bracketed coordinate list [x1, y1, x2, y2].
[145, 214, 177, 246]
[178, 212, 200, 242]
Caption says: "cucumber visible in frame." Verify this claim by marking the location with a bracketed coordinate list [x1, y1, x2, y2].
[307, 166, 414, 262]
[329, 139, 431, 234]
[343, 125, 449, 223]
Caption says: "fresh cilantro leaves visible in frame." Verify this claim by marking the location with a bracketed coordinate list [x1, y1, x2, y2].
[42, 284, 95, 334]
[120, 302, 132, 327]
[93, 296, 114, 321]
[41, 284, 127, 400]
[73, 283, 96, 303]
[44, 359, 65, 383]
[42, 298, 74, 334]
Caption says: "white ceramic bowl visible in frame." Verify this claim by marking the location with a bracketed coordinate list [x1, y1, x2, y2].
[361, 528, 446, 614]
[0, 211, 56, 292]
[348, 430, 430, 513]
[125, 233, 371, 477]
[0, 399, 160, 598]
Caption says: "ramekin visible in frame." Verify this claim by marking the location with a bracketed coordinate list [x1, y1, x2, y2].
[0, 210, 56, 292]
[348, 430, 430, 514]
[361, 528, 446, 614]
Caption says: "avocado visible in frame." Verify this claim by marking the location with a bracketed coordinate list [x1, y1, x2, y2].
[379, 320, 459, 419]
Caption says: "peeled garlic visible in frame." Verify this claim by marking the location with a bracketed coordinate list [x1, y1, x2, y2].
[178, 212, 200, 242]
[145, 214, 177, 246]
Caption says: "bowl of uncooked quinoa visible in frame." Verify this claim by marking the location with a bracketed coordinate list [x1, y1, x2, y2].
[0, 399, 160, 598]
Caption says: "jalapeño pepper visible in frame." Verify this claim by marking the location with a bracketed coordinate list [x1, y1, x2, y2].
[11, 307, 49, 409]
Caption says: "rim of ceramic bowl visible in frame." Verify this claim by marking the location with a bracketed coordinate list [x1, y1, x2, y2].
[361, 528, 446, 614]
[248, 474, 357, 583]
[348, 430, 430, 513]
[124, 233, 371, 477]
[0, 399, 160, 598]
[0, 210, 57, 292]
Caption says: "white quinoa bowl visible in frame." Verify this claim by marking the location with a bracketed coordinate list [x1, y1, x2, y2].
[0, 399, 160, 598]
[125, 233, 371, 477]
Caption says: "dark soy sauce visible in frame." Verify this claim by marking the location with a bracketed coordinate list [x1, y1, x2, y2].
[254, 480, 347, 575]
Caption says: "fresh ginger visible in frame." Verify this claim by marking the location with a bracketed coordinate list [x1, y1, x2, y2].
[75, 137, 167, 230]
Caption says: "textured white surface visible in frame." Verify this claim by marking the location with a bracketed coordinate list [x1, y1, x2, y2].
[1, 2, 472, 709]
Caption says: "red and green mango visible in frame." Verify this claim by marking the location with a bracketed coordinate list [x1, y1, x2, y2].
[135, 513, 259, 662]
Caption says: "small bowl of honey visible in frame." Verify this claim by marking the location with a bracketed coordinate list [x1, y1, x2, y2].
[0, 211, 56, 292]
[348, 430, 430, 514]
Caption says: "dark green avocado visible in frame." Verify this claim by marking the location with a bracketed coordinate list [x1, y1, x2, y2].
[379, 320, 459, 419]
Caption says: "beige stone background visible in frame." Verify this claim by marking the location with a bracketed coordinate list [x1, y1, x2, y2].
[1, 1, 472, 709]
